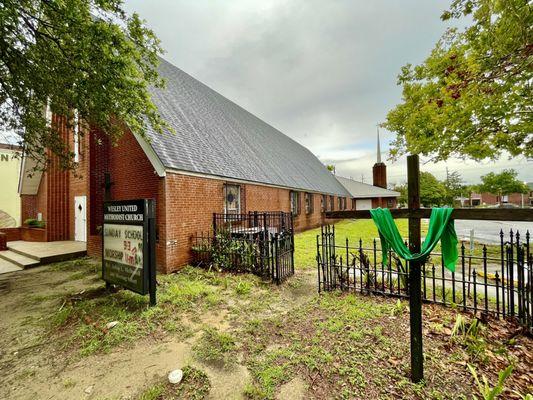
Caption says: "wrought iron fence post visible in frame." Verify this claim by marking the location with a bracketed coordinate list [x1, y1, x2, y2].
[473, 269, 478, 315]
[495, 272, 500, 318]
[275, 233, 280, 284]
[317, 234, 321, 293]
[461, 242, 466, 311]
[510, 229, 515, 317]
[483, 245, 488, 314]
[500, 229, 506, 318]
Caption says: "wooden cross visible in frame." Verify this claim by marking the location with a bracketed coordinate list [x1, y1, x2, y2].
[326, 154, 533, 382]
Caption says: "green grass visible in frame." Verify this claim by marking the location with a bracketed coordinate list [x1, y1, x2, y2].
[294, 219, 414, 269]
[193, 327, 237, 366]
[294, 218, 500, 269]
[44, 265, 271, 358]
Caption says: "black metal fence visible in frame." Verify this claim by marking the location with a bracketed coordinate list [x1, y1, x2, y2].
[191, 212, 294, 284]
[317, 225, 532, 330]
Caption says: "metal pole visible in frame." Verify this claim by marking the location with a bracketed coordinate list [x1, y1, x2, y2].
[148, 199, 157, 306]
[407, 154, 423, 383]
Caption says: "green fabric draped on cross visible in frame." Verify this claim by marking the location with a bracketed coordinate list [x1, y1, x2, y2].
[369, 207, 458, 272]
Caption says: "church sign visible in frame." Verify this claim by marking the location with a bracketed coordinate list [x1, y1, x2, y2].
[102, 199, 156, 305]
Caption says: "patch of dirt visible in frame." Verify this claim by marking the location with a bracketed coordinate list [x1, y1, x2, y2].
[276, 377, 307, 400]
[201, 363, 250, 400]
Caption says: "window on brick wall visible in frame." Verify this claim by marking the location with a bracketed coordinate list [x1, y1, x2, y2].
[338, 197, 342, 210]
[224, 184, 241, 215]
[305, 193, 313, 214]
[290, 191, 300, 216]
[387, 198, 394, 208]
[73, 110, 80, 163]
[352, 198, 356, 210]
[321, 194, 326, 213]
[330, 195, 334, 211]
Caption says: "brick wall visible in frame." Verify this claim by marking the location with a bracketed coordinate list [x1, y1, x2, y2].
[86, 130, 166, 272]
[20, 194, 37, 222]
[371, 197, 397, 208]
[0, 227, 21, 241]
[163, 173, 223, 271]
[162, 173, 330, 272]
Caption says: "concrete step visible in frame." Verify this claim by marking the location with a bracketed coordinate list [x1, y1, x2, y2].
[7, 246, 40, 261]
[0, 258, 23, 274]
[0, 250, 40, 269]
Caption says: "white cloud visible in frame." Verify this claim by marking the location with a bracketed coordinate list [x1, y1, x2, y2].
[124, 0, 531, 184]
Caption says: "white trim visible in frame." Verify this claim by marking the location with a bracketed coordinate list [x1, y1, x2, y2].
[18, 154, 26, 194]
[132, 133, 166, 177]
[73, 110, 80, 163]
[45, 102, 52, 126]
[164, 167, 347, 196]
[350, 193, 399, 199]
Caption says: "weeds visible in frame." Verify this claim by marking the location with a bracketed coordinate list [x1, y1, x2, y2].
[468, 364, 513, 400]
[193, 327, 236, 365]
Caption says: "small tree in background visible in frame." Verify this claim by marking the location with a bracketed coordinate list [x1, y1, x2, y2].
[391, 183, 407, 206]
[443, 170, 464, 205]
[478, 169, 529, 197]
[420, 172, 447, 207]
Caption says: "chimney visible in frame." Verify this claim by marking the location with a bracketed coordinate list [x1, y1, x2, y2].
[372, 127, 387, 188]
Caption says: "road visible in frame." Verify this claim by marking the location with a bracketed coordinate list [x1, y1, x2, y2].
[453, 220, 533, 244]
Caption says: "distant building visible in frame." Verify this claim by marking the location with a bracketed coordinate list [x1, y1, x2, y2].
[457, 184, 533, 207]
[335, 131, 399, 210]
[0, 143, 22, 227]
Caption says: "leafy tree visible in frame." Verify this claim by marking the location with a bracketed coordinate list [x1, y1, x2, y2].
[384, 0, 532, 161]
[443, 170, 464, 205]
[325, 164, 336, 173]
[391, 183, 407, 206]
[0, 0, 168, 170]
[420, 172, 447, 207]
[478, 169, 528, 196]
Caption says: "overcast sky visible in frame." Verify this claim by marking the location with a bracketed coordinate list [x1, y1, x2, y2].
[124, 0, 532, 185]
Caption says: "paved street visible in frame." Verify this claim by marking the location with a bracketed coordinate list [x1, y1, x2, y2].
[454, 219, 533, 244]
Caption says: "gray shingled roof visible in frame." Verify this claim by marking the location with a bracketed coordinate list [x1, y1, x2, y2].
[336, 176, 400, 198]
[144, 58, 350, 196]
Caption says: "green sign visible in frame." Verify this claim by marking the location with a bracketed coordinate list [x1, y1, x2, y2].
[102, 199, 156, 302]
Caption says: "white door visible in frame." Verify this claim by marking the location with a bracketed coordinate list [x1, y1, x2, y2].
[356, 199, 372, 210]
[74, 196, 87, 242]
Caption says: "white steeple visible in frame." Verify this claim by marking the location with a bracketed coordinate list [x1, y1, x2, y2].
[376, 125, 382, 164]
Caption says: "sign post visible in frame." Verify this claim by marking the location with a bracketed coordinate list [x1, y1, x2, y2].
[102, 199, 157, 305]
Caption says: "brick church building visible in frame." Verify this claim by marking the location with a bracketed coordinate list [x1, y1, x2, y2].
[16, 58, 395, 273]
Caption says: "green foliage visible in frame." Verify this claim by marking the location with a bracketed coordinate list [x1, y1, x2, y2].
[1, 0, 169, 170]
[208, 229, 260, 272]
[478, 169, 529, 196]
[384, 0, 532, 161]
[420, 171, 447, 207]
[193, 327, 236, 365]
[392, 183, 407, 206]
[451, 315, 488, 361]
[443, 170, 464, 205]
[468, 364, 513, 400]
[24, 218, 46, 228]
[391, 299, 407, 316]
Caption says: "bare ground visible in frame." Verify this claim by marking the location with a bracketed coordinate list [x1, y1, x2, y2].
[0, 259, 531, 400]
